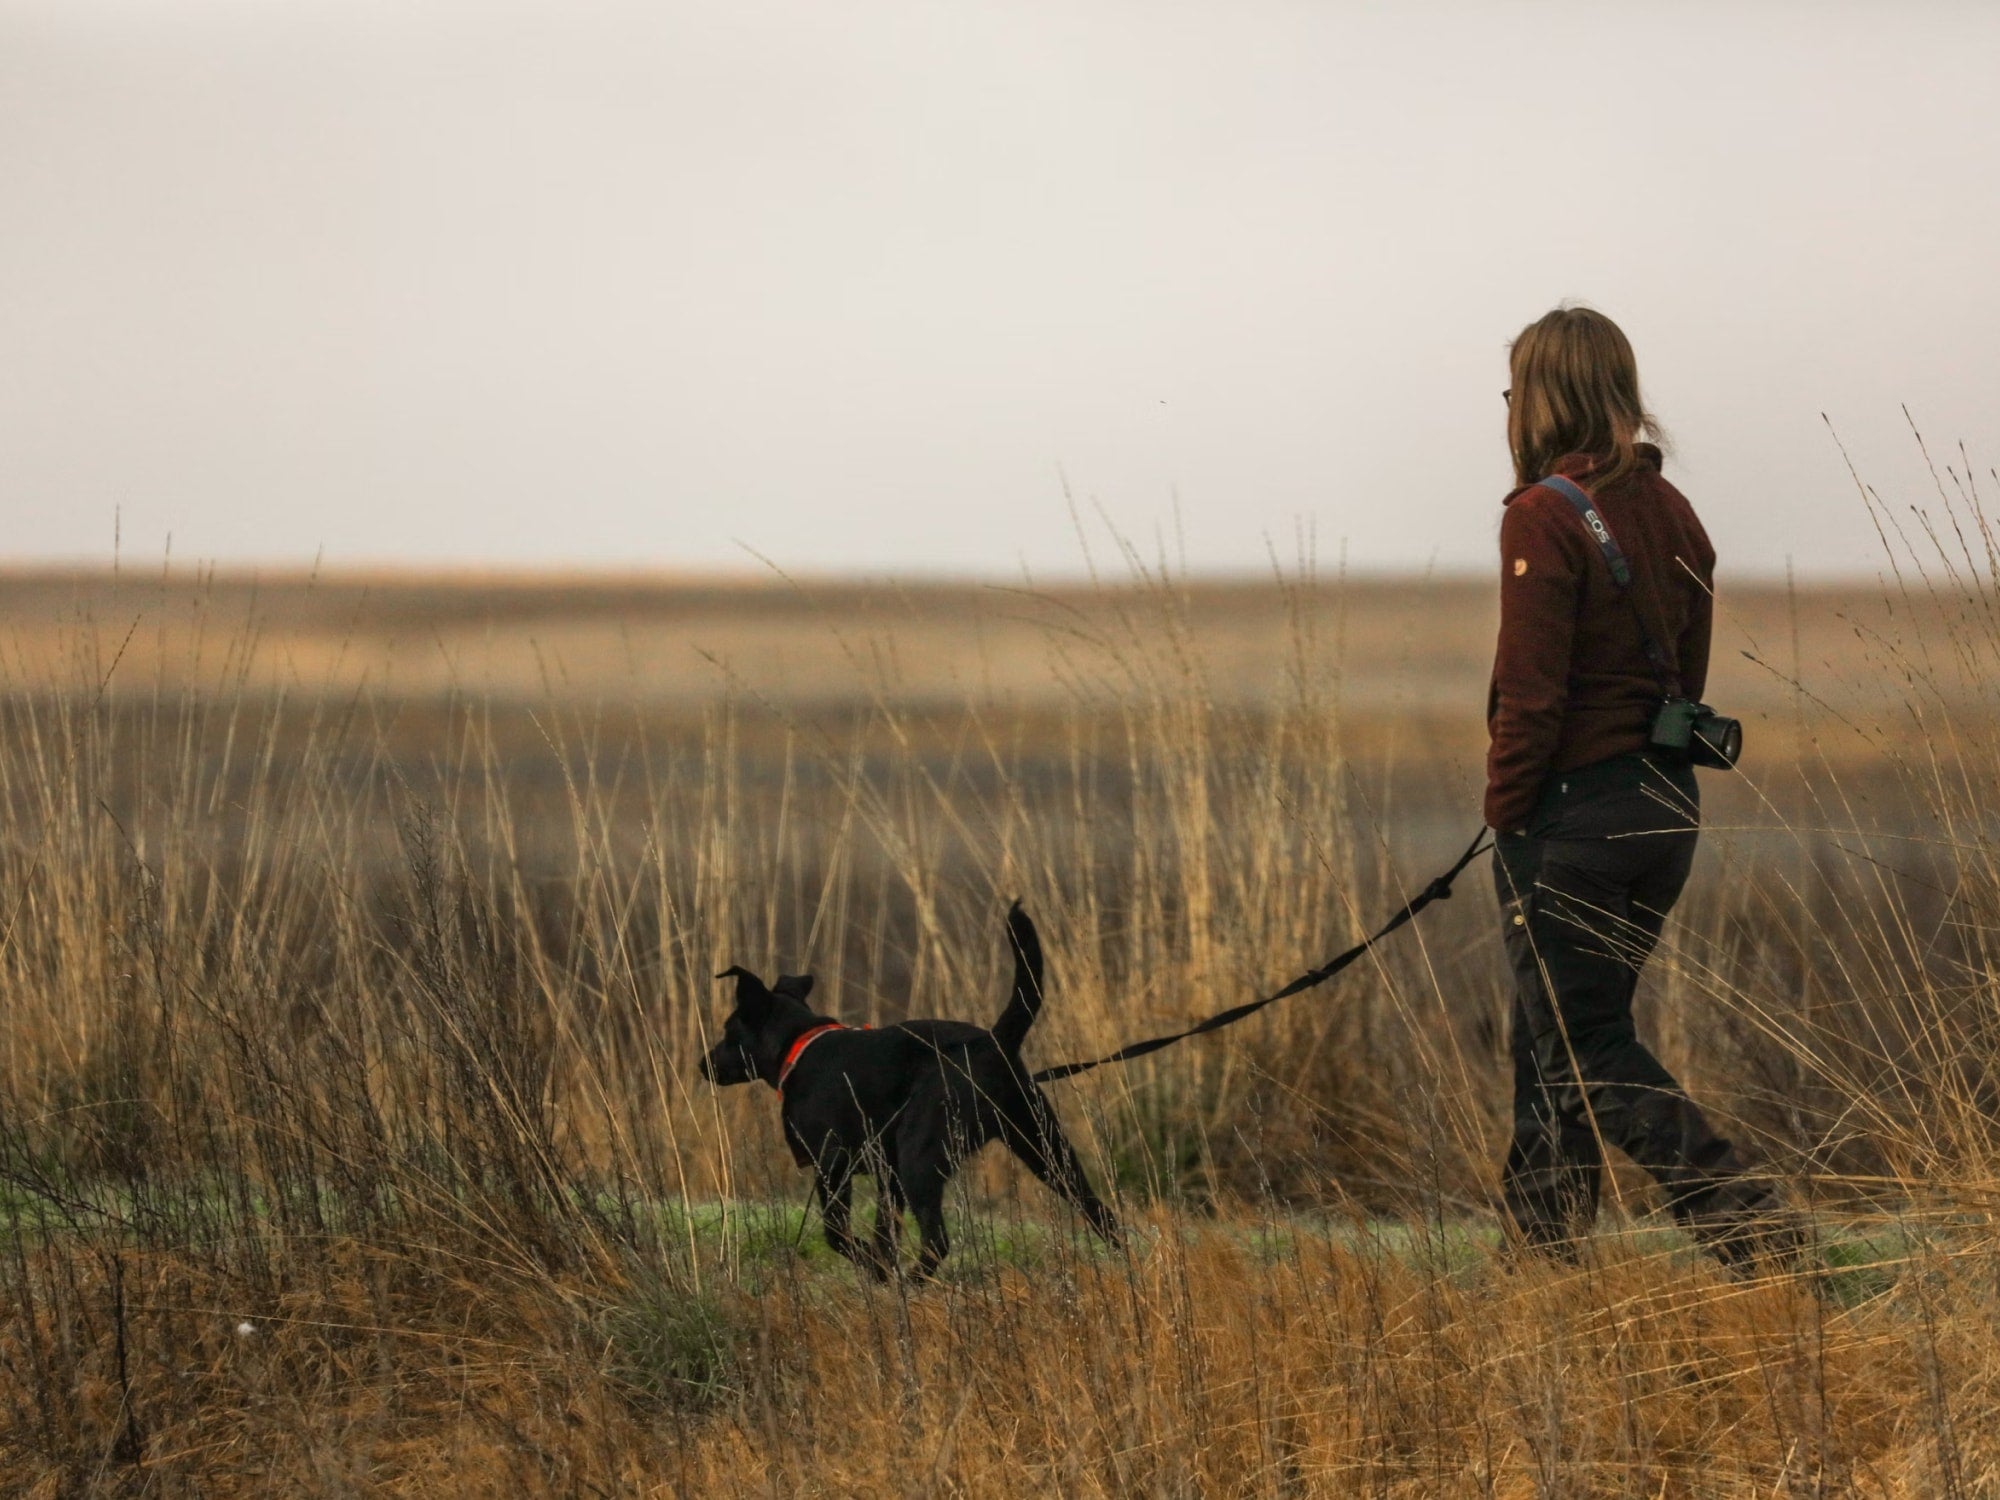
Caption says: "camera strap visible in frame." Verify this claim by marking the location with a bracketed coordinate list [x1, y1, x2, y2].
[1539, 474, 1680, 698]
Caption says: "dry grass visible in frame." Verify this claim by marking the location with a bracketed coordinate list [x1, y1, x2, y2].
[2, 464, 2000, 1495]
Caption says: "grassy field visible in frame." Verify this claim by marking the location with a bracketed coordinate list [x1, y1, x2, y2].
[2, 505, 1998, 1493]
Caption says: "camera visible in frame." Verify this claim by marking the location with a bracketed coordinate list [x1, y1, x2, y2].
[1649, 697, 1742, 770]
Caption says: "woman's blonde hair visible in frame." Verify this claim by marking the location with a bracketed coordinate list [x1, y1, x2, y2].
[1506, 305, 1662, 489]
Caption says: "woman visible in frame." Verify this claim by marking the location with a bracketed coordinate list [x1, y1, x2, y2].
[1486, 305, 1787, 1270]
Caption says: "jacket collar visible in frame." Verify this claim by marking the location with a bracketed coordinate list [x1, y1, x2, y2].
[1503, 442, 1662, 505]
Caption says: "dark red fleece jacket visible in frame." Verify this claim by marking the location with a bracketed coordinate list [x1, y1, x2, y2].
[1484, 443, 1716, 832]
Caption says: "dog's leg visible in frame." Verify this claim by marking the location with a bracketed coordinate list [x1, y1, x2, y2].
[869, 1164, 907, 1276]
[892, 1116, 954, 1279]
[855, 1133, 904, 1276]
[1001, 1094, 1122, 1247]
[815, 1153, 883, 1279]
[906, 1166, 951, 1279]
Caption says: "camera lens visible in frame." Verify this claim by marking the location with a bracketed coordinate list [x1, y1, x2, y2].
[1703, 716, 1743, 767]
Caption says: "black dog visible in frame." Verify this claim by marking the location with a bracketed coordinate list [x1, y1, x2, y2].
[700, 903, 1119, 1278]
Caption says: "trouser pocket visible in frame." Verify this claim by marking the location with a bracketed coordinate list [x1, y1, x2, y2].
[1492, 833, 1543, 1007]
[1530, 751, 1700, 841]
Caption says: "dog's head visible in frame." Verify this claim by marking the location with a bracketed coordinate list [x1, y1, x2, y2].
[700, 966, 818, 1087]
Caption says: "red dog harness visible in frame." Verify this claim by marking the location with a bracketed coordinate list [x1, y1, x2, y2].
[776, 1023, 851, 1096]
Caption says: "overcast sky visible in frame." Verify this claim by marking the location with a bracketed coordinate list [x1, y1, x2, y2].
[2, 0, 1994, 578]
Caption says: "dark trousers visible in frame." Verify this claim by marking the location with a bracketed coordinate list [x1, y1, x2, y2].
[1495, 751, 1768, 1254]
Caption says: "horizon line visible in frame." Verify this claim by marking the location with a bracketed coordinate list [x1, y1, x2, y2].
[0, 559, 1896, 591]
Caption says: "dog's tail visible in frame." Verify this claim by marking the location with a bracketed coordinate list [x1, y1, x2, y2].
[990, 900, 1045, 1057]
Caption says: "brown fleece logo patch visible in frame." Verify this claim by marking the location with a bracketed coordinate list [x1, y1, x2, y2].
[1513, 558, 1528, 576]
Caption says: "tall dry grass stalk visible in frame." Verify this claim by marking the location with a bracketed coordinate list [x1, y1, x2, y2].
[0, 459, 1996, 1494]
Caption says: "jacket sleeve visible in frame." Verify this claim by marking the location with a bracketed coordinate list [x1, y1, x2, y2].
[1484, 495, 1585, 832]
[1675, 522, 1717, 704]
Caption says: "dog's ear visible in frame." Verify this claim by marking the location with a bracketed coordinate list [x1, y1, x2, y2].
[771, 973, 815, 1005]
[715, 965, 774, 1019]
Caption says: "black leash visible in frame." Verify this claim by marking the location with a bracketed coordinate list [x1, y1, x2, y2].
[1031, 828, 1493, 1084]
